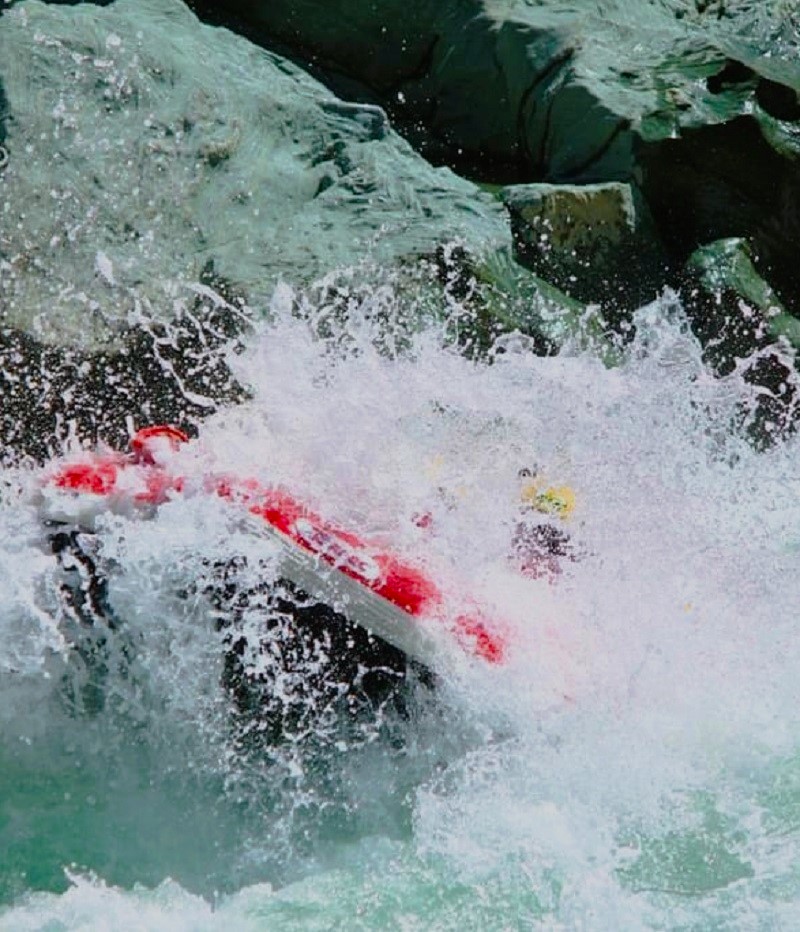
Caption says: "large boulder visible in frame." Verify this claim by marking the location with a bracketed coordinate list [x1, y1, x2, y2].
[0, 0, 591, 460]
[0, 0, 516, 345]
[195, 0, 800, 311]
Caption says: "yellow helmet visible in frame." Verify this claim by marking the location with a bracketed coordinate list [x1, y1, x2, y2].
[520, 478, 576, 519]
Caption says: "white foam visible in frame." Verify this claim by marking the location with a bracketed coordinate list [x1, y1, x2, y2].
[3, 290, 800, 926]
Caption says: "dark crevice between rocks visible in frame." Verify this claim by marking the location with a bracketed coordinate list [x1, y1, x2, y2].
[755, 79, 800, 123]
[693, 0, 729, 18]
[707, 61, 800, 123]
[536, 94, 561, 181]
[0, 264, 252, 465]
[639, 115, 800, 317]
[403, 136, 531, 186]
[372, 34, 527, 181]
[706, 60, 755, 94]
[377, 34, 532, 185]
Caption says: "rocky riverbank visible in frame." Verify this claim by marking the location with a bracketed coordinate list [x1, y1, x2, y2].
[1, 0, 799, 456]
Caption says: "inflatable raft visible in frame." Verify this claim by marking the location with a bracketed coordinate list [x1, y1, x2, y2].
[39, 426, 508, 669]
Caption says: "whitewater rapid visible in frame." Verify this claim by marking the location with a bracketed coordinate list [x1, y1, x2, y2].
[2, 290, 800, 929]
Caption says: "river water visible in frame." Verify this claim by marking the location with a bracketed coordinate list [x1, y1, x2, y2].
[2, 287, 800, 929]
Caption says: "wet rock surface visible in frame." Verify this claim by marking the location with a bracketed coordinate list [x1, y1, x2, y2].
[1, 0, 799, 455]
[501, 181, 665, 317]
[0, 0, 512, 345]
[191, 0, 800, 316]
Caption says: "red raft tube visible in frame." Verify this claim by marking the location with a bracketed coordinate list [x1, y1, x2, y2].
[39, 426, 508, 669]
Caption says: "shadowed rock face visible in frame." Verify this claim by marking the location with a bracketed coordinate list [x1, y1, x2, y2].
[0, 271, 250, 464]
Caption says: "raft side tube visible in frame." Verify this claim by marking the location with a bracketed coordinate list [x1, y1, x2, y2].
[39, 439, 508, 666]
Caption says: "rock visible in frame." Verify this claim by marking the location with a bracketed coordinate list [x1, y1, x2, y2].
[196, 0, 800, 313]
[684, 238, 800, 445]
[446, 245, 618, 364]
[0, 0, 596, 460]
[500, 181, 665, 316]
[685, 238, 800, 365]
[0, 266, 251, 464]
[0, 0, 516, 346]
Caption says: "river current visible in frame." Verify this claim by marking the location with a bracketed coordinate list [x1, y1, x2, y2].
[2, 288, 800, 929]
